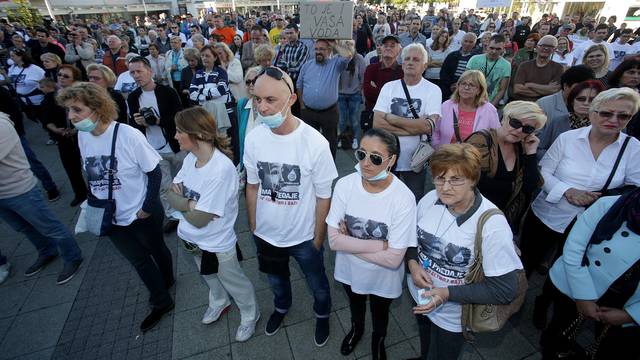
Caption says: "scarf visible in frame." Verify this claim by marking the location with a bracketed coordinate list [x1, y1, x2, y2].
[582, 187, 640, 266]
[568, 112, 590, 129]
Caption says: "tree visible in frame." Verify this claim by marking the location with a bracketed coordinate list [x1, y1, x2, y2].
[7, 0, 44, 28]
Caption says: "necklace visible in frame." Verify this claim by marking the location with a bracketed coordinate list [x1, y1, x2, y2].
[434, 206, 457, 239]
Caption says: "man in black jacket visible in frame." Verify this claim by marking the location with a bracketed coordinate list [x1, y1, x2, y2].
[126, 56, 185, 234]
[30, 28, 65, 68]
[440, 32, 479, 100]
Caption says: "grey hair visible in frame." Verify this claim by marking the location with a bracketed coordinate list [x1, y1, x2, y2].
[590, 87, 640, 114]
[401, 43, 429, 64]
[191, 33, 205, 45]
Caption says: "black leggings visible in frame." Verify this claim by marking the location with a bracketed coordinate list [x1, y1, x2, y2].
[342, 283, 393, 337]
[519, 210, 572, 277]
[415, 314, 465, 360]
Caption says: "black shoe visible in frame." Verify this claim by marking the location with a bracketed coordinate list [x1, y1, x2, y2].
[140, 302, 175, 332]
[69, 196, 86, 207]
[25, 254, 58, 277]
[533, 295, 549, 329]
[163, 219, 179, 234]
[340, 324, 363, 355]
[371, 333, 387, 360]
[57, 259, 82, 285]
[265, 310, 286, 336]
[314, 317, 330, 347]
[47, 188, 61, 202]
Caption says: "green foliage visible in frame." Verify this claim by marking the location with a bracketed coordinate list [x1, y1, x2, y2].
[7, 0, 44, 27]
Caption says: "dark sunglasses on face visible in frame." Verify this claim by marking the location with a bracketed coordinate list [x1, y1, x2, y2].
[57, 73, 72, 79]
[509, 118, 536, 134]
[354, 149, 391, 166]
[257, 66, 293, 93]
[595, 110, 632, 122]
[245, 78, 256, 86]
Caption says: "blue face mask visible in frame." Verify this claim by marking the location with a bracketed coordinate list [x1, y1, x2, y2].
[354, 162, 391, 182]
[257, 95, 290, 129]
[73, 117, 97, 132]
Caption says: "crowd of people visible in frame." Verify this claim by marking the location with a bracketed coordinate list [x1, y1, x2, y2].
[0, 4, 639, 360]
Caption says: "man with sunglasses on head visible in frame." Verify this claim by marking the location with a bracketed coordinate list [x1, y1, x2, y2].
[244, 66, 338, 348]
[126, 56, 184, 235]
[512, 35, 564, 102]
[297, 39, 355, 158]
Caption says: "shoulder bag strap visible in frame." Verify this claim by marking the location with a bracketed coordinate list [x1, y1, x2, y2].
[453, 109, 462, 143]
[600, 135, 630, 193]
[466, 208, 504, 283]
[400, 79, 420, 119]
[108, 123, 120, 201]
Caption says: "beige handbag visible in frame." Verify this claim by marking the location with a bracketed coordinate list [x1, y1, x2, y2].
[460, 208, 528, 341]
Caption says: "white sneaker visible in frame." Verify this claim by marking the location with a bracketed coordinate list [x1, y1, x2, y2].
[235, 312, 260, 342]
[0, 263, 10, 285]
[337, 139, 342, 148]
[201, 302, 231, 324]
[351, 138, 358, 150]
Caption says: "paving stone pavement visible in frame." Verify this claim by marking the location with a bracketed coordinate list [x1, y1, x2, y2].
[0, 120, 550, 360]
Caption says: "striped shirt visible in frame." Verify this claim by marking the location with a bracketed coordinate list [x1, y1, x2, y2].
[189, 66, 231, 105]
[276, 40, 309, 82]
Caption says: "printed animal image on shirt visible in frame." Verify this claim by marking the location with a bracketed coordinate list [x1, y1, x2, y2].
[257, 161, 301, 202]
[416, 226, 472, 284]
[344, 214, 389, 240]
[85, 155, 122, 191]
[390, 97, 422, 118]
[181, 185, 201, 202]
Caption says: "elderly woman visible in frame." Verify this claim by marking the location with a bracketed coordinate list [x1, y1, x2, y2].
[57, 82, 175, 332]
[236, 66, 261, 173]
[327, 128, 416, 359]
[552, 36, 573, 68]
[540, 189, 640, 360]
[41, 53, 62, 82]
[214, 42, 245, 100]
[179, 48, 202, 107]
[609, 58, 640, 139]
[254, 44, 275, 69]
[521, 88, 640, 327]
[373, 43, 442, 201]
[86, 63, 128, 124]
[466, 101, 546, 232]
[146, 43, 169, 86]
[537, 80, 605, 159]
[190, 34, 206, 51]
[164, 35, 188, 91]
[582, 44, 611, 88]
[405, 143, 523, 360]
[434, 70, 500, 147]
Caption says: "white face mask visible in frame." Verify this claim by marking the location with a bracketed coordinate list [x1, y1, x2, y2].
[256, 95, 290, 129]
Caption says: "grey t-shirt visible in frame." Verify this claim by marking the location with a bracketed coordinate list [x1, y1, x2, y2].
[0, 115, 37, 199]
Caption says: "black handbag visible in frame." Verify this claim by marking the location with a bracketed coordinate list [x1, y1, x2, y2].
[85, 123, 120, 236]
[360, 109, 373, 132]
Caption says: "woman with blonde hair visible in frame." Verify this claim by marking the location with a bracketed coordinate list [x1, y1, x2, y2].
[57, 82, 175, 332]
[465, 100, 546, 232]
[179, 47, 202, 106]
[86, 63, 128, 124]
[214, 42, 245, 99]
[40, 53, 62, 82]
[582, 44, 611, 88]
[254, 44, 275, 69]
[434, 70, 500, 148]
[167, 106, 259, 342]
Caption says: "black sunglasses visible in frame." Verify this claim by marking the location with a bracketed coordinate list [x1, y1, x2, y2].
[354, 149, 392, 166]
[257, 66, 293, 94]
[245, 78, 256, 86]
[57, 73, 72, 79]
[509, 118, 536, 134]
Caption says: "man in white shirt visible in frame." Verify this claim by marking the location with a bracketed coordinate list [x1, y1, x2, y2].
[244, 67, 338, 347]
[450, 18, 466, 50]
[609, 28, 633, 71]
[372, 44, 442, 200]
[572, 23, 614, 65]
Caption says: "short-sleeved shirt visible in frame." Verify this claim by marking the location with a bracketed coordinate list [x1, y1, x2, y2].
[466, 55, 511, 102]
[512, 60, 564, 102]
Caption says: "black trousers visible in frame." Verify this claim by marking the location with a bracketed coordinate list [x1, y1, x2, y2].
[301, 104, 339, 159]
[57, 137, 87, 199]
[108, 198, 174, 309]
[342, 283, 393, 337]
[519, 210, 573, 278]
[415, 314, 465, 360]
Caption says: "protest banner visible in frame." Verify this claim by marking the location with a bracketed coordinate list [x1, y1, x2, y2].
[299, 0, 354, 39]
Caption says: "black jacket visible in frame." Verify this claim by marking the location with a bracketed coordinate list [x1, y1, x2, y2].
[127, 84, 183, 153]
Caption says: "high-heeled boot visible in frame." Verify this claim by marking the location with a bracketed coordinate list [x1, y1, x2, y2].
[340, 322, 364, 355]
[371, 333, 387, 360]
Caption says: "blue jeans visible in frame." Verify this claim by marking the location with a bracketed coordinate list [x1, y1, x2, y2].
[338, 93, 362, 140]
[255, 236, 331, 318]
[0, 185, 82, 263]
[19, 135, 57, 192]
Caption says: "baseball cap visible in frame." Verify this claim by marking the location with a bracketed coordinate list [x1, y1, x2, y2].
[382, 34, 400, 44]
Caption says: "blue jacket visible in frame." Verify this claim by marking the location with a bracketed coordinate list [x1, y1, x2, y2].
[550, 195, 640, 327]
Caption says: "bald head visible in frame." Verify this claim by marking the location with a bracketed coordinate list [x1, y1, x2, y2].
[253, 67, 297, 131]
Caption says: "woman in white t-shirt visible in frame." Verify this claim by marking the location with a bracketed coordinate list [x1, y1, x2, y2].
[326, 128, 417, 359]
[405, 144, 522, 360]
[57, 82, 174, 333]
[8, 49, 45, 121]
[425, 29, 454, 91]
[167, 107, 259, 343]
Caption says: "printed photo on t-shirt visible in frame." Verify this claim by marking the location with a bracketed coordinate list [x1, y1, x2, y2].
[257, 161, 301, 201]
[85, 155, 122, 191]
[390, 97, 422, 118]
[182, 185, 201, 202]
[416, 225, 472, 284]
[345, 214, 389, 240]
[10, 73, 25, 84]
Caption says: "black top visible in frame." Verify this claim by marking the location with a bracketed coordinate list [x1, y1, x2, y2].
[108, 88, 129, 125]
[478, 148, 517, 210]
[40, 92, 69, 141]
[0, 87, 25, 135]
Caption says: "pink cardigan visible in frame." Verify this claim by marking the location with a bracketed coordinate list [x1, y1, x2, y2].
[432, 100, 501, 148]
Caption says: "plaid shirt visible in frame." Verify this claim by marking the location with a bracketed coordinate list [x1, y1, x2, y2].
[275, 40, 309, 82]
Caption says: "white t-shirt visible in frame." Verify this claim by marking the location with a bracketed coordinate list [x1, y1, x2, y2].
[425, 47, 453, 79]
[407, 190, 522, 332]
[173, 150, 239, 253]
[114, 71, 138, 94]
[373, 78, 442, 171]
[609, 42, 633, 71]
[243, 121, 338, 248]
[450, 30, 466, 49]
[572, 40, 613, 65]
[139, 89, 172, 154]
[8, 64, 45, 105]
[326, 173, 417, 298]
[78, 122, 161, 226]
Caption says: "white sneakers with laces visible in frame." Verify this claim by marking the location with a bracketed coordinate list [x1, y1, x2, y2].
[235, 312, 261, 342]
[201, 302, 231, 324]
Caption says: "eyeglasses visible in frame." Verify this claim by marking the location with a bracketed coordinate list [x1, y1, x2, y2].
[354, 149, 392, 166]
[594, 111, 633, 122]
[459, 82, 478, 89]
[574, 96, 595, 103]
[509, 118, 536, 134]
[257, 66, 293, 94]
[57, 73, 72, 79]
[433, 176, 467, 187]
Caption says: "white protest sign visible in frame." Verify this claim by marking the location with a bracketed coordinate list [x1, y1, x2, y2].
[299, 1, 354, 40]
[477, 0, 512, 8]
